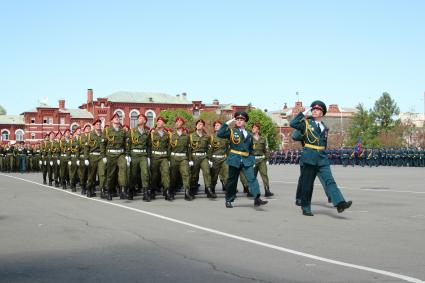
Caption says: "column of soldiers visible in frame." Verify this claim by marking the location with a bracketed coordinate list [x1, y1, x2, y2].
[0, 112, 272, 202]
[268, 147, 425, 167]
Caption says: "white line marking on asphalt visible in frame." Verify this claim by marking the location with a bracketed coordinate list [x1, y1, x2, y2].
[1, 173, 424, 283]
[271, 181, 425, 194]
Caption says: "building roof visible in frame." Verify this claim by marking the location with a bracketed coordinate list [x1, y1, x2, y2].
[106, 91, 190, 104]
[0, 115, 25, 125]
[60, 109, 94, 119]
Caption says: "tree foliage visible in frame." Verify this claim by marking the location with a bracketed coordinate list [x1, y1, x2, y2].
[372, 92, 400, 132]
[246, 109, 280, 150]
[159, 109, 194, 128]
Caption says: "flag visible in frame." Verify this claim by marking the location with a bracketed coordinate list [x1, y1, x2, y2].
[354, 137, 362, 154]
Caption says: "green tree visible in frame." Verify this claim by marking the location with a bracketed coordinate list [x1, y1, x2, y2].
[347, 103, 379, 147]
[159, 109, 194, 128]
[246, 109, 280, 150]
[372, 92, 400, 132]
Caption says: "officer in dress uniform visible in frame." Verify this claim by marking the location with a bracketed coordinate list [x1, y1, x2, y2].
[217, 111, 268, 208]
[290, 101, 352, 216]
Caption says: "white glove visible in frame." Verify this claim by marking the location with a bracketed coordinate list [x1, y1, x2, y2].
[147, 158, 151, 166]
[266, 161, 270, 166]
[57, 160, 61, 165]
[84, 159, 89, 166]
[39, 160, 42, 165]
[49, 161, 53, 166]
[126, 156, 131, 163]
[302, 107, 311, 116]
[76, 160, 80, 166]
[68, 161, 72, 166]
[189, 161, 194, 166]
[225, 118, 235, 125]
[102, 157, 107, 164]
[208, 160, 213, 168]
[44, 161, 47, 165]
[253, 164, 256, 168]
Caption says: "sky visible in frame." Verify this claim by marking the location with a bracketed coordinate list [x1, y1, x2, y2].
[1, 0, 424, 115]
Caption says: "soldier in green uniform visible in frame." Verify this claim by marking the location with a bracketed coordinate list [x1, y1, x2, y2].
[251, 123, 274, 197]
[150, 116, 172, 200]
[40, 134, 49, 184]
[217, 111, 268, 208]
[16, 142, 27, 173]
[84, 119, 105, 198]
[68, 130, 80, 192]
[209, 120, 229, 195]
[0, 144, 4, 172]
[189, 119, 216, 198]
[4, 142, 16, 172]
[49, 132, 61, 187]
[169, 116, 193, 201]
[128, 114, 151, 201]
[59, 130, 71, 189]
[78, 125, 91, 194]
[103, 113, 129, 201]
[290, 101, 352, 216]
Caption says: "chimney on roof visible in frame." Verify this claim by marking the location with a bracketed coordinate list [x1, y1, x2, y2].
[176, 94, 180, 99]
[182, 92, 187, 98]
[149, 97, 153, 102]
[59, 99, 65, 110]
[87, 89, 93, 104]
[213, 99, 219, 106]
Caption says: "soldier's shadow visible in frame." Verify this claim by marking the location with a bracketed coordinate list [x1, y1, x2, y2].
[313, 209, 350, 219]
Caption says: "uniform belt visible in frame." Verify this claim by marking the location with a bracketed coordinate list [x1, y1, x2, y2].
[107, 149, 124, 153]
[28, 154, 33, 156]
[90, 152, 101, 155]
[132, 149, 147, 153]
[70, 154, 77, 158]
[6, 153, 13, 155]
[304, 144, 325, 150]
[152, 151, 167, 155]
[193, 152, 207, 156]
[171, 152, 186, 157]
[212, 154, 226, 158]
[255, 155, 266, 159]
[230, 149, 249, 157]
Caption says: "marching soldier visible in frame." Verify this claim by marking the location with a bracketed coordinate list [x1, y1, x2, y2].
[85, 119, 106, 198]
[169, 116, 193, 200]
[150, 116, 172, 200]
[78, 125, 91, 194]
[103, 113, 129, 201]
[49, 132, 61, 187]
[217, 111, 268, 208]
[189, 119, 216, 198]
[68, 130, 80, 192]
[128, 114, 151, 201]
[4, 141, 16, 172]
[251, 123, 274, 197]
[40, 134, 49, 184]
[290, 100, 352, 216]
[209, 120, 229, 194]
[16, 142, 27, 173]
[59, 130, 71, 189]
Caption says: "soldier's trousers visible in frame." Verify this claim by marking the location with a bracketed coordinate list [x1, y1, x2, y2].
[151, 156, 170, 190]
[106, 154, 127, 191]
[225, 164, 260, 202]
[59, 156, 69, 185]
[170, 156, 190, 191]
[254, 158, 270, 189]
[87, 155, 106, 190]
[48, 156, 60, 183]
[295, 164, 330, 202]
[78, 157, 88, 188]
[41, 157, 48, 181]
[190, 155, 211, 188]
[300, 163, 345, 210]
[18, 155, 27, 172]
[68, 156, 79, 186]
[5, 155, 14, 172]
[210, 157, 228, 190]
[130, 154, 150, 189]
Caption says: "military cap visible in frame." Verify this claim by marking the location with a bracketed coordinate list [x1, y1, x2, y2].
[175, 116, 185, 124]
[137, 113, 147, 120]
[156, 116, 167, 123]
[92, 119, 101, 126]
[234, 111, 249, 122]
[310, 100, 327, 115]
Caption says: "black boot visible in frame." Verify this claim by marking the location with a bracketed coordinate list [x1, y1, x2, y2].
[86, 186, 92, 197]
[100, 188, 107, 199]
[254, 196, 268, 207]
[205, 187, 217, 199]
[49, 181, 52, 186]
[106, 189, 113, 201]
[143, 188, 151, 202]
[81, 185, 86, 195]
[164, 189, 172, 201]
[71, 184, 77, 192]
[221, 181, 226, 191]
[168, 188, 175, 200]
[120, 187, 126, 199]
[264, 186, 274, 197]
[185, 188, 194, 201]
[127, 187, 133, 200]
[43, 179, 47, 185]
[62, 182, 67, 190]
[336, 200, 352, 213]
[55, 181, 60, 188]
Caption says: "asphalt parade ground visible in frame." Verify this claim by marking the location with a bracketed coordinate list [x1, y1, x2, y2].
[1, 165, 424, 283]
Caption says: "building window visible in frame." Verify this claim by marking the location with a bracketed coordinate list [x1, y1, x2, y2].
[31, 117, 35, 124]
[192, 108, 200, 117]
[70, 123, 79, 132]
[15, 129, 25, 141]
[1, 130, 10, 141]
[145, 110, 155, 128]
[100, 117, 105, 129]
[101, 103, 105, 108]
[43, 116, 53, 124]
[31, 133, 36, 139]
[130, 110, 139, 129]
[60, 117, 65, 125]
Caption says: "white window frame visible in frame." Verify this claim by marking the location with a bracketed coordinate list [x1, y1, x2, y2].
[1, 129, 10, 141]
[70, 122, 80, 132]
[129, 109, 140, 129]
[15, 129, 25, 141]
[145, 110, 156, 128]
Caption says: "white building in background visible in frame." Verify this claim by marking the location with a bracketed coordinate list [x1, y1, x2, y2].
[399, 112, 425, 128]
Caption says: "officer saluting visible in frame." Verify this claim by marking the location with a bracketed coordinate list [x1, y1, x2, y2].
[290, 100, 352, 216]
[217, 111, 268, 208]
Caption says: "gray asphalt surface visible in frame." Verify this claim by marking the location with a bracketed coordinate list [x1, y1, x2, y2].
[1, 165, 424, 283]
